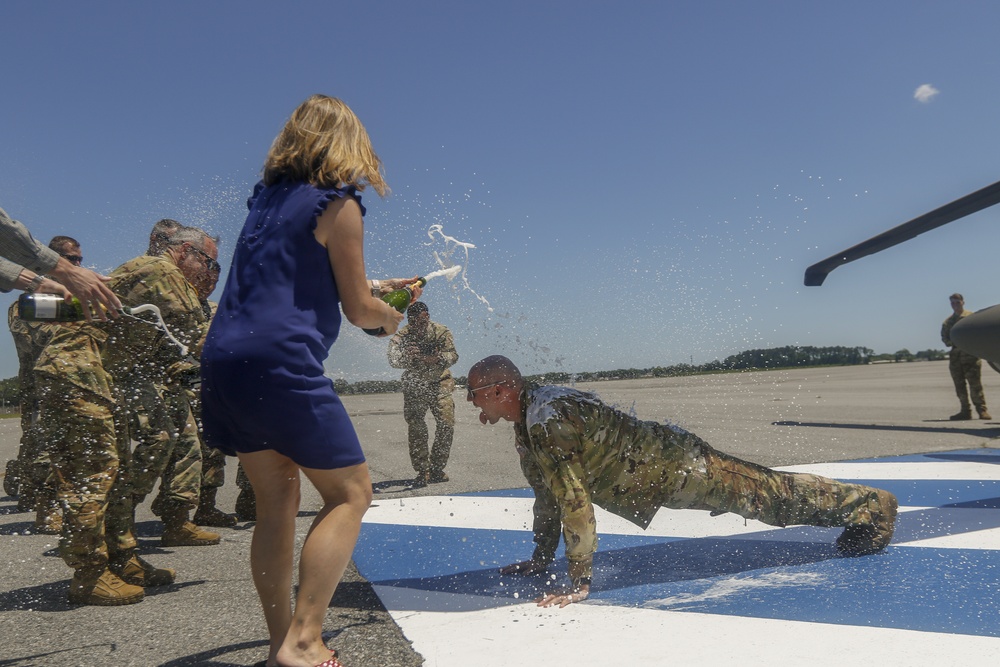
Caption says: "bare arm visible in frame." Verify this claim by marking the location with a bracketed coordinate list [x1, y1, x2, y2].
[314, 197, 402, 334]
[48, 258, 122, 320]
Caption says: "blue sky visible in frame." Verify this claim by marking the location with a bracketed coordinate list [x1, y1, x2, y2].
[2, 1, 1000, 381]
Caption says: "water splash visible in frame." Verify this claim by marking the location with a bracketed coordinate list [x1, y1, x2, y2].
[123, 304, 189, 356]
[425, 224, 493, 312]
[423, 265, 462, 281]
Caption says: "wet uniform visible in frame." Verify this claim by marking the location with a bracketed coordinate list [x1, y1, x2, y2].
[33, 255, 207, 571]
[514, 382, 895, 582]
[388, 320, 458, 477]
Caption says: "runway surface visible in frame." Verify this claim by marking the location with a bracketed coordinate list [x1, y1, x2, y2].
[356, 447, 1000, 666]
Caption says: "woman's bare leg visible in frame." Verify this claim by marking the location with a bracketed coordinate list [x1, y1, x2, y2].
[274, 461, 371, 667]
[238, 450, 302, 667]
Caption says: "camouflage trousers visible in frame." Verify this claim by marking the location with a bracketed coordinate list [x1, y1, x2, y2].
[949, 350, 986, 413]
[186, 385, 228, 490]
[127, 381, 202, 511]
[37, 379, 136, 570]
[664, 446, 886, 529]
[402, 379, 455, 475]
[11, 401, 57, 510]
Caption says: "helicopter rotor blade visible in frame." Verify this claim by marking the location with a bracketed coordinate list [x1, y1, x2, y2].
[804, 179, 1000, 286]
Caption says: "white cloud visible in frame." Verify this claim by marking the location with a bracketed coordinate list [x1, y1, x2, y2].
[914, 83, 940, 103]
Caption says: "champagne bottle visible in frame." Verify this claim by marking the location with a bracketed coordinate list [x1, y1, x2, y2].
[363, 277, 427, 336]
[18, 292, 130, 322]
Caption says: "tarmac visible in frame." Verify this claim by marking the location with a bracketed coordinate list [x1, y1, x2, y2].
[1, 360, 998, 666]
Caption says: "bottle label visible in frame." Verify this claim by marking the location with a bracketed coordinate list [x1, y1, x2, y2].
[32, 294, 60, 319]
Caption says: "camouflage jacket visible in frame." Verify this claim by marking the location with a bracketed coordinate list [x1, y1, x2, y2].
[34, 255, 208, 400]
[387, 320, 458, 385]
[7, 300, 59, 401]
[941, 309, 972, 349]
[514, 382, 710, 580]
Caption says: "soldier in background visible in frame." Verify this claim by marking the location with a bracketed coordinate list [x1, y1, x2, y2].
[467, 355, 899, 608]
[4, 236, 83, 533]
[387, 301, 458, 487]
[189, 295, 239, 527]
[941, 293, 991, 420]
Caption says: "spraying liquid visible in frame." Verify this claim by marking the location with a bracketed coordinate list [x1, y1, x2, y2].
[426, 224, 492, 312]
[423, 265, 462, 281]
[121, 304, 189, 356]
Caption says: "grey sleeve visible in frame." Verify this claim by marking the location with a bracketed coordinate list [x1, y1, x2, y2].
[0, 206, 61, 279]
[0, 256, 24, 292]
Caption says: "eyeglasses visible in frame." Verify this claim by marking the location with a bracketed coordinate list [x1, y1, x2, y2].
[467, 381, 504, 399]
[62, 254, 83, 265]
[188, 245, 221, 273]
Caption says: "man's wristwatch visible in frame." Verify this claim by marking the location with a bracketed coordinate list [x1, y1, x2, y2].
[25, 274, 45, 293]
[370, 279, 381, 297]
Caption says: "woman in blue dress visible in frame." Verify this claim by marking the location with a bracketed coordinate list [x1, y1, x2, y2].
[201, 95, 419, 667]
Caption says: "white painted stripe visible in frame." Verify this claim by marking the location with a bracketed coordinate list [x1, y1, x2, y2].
[380, 595, 1000, 667]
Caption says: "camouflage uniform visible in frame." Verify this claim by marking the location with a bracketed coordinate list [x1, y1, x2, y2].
[942, 309, 988, 417]
[515, 383, 896, 582]
[34, 324, 136, 570]
[5, 301, 59, 519]
[125, 375, 203, 513]
[191, 301, 230, 503]
[388, 320, 459, 477]
[34, 255, 208, 574]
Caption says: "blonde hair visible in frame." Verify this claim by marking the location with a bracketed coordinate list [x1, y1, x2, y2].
[262, 95, 388, 196]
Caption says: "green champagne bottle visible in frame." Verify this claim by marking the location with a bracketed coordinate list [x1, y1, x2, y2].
[18, 292, 130, 322]
[363, 277, 427, 336]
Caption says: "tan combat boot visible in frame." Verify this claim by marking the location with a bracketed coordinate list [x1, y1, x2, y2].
[68, 566, 144, 606]
[3, 459, 19, 498]
[34, 504, 62, 535]
[950, 410, 973, 421]
[159, 500, 221, 546]
[836, 489, 899, 556]
[33, 485, 62, 535]
[109, 552, 176, 587]
[192, 487, 237, 528]
[980, 409, 993, 420]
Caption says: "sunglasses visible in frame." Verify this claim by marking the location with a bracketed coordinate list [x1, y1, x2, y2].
[62, 254, 84, 265]
[188, 245, 221, 273]
[467, 381, 504, 399]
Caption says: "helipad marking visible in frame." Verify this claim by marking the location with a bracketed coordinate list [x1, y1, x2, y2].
[355, 448, 1000, 666]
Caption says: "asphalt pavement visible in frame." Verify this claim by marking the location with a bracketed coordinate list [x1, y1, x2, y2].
[1, 360, 998, 666]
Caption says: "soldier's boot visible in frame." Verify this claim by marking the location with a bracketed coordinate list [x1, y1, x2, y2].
[235, 487, 257, 522]
[950, 408, 973, 421]
[109, 551, 176, 587]
[150, 492, 164, 517]
[3, 459, 19, 498]
[15, 475, 36, 512]
[68, 566, 144, 606]
[836, 489, 899, 556]
[429, 470, 449, 483]
[34, 489, 62, 535]
[192, 487, 237, 528]
[410, 471, 430, 489]
[979, 409, 992, 420]
[160, 503, 221, 547]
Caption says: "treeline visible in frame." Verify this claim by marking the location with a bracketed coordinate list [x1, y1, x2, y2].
[0, 345, 950, 408]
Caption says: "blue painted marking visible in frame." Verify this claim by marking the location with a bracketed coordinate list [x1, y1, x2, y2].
[355, 448, 1000, 638]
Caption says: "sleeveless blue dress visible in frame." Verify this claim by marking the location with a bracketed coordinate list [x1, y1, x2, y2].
[200, 180, 365, 470]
